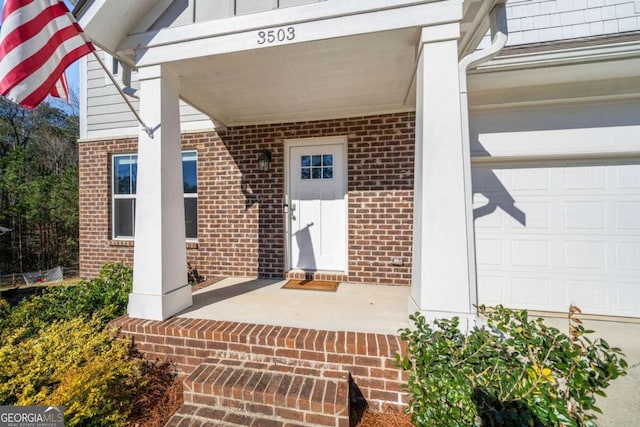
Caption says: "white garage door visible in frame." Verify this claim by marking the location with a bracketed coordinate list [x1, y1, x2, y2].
[473, 160, 640, 317]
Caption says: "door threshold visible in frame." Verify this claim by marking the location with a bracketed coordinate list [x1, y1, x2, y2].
[286, 269, 348, 282]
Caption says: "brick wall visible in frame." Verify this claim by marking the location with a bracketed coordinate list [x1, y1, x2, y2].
[111, 316, 409, 412]
[79, 112, 414, 285]
[79, 137, 137, 277]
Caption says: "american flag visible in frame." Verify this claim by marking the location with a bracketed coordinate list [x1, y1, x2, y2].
[0, 0, 94, 108]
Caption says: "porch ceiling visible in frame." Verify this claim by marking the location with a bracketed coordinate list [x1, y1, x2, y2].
[76, 0, 497, 127]
[167, 28, 420, 127]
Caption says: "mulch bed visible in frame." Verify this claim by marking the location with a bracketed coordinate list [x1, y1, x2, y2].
[190, 276, 225, 292]
[357, 406, 413, 427]
[127, 362, 184, 427]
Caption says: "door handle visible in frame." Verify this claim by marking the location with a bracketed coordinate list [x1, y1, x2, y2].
[284, 203, 296, 220]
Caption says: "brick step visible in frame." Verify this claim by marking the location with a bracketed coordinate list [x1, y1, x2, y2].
[166, 404, 286, 427]
[165, 404, 242, 426]
[167, 357, 350, 427]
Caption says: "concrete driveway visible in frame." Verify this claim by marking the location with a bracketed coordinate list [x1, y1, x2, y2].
[543, 317, 640, 427]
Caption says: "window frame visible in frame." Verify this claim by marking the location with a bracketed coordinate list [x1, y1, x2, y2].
[111, 154, 137, 240]
[182, 150, 198, 242]
[110, 151, 198, 241]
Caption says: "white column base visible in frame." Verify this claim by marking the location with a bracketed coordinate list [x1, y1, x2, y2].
[128, 285, 193, 321]
[408, 296, 479, 332]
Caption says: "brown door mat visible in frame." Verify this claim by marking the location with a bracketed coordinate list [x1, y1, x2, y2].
[282, 279, 339, 292]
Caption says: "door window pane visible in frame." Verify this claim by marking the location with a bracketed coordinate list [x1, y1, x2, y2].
[300, 153, 333, 180]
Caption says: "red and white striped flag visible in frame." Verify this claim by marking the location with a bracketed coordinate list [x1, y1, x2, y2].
[49, 68, 69, 101]
[0, 0, 94, 109]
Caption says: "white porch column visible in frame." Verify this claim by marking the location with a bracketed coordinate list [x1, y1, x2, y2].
[128, 65, 192, 320]
[410, 23, 477, 323]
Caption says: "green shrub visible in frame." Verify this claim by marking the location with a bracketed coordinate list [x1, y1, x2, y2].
[0, 316, 143, 426]
[0, 262, 132, 342]
[0, 297, 9, 321]
[397, 305, 628, 427]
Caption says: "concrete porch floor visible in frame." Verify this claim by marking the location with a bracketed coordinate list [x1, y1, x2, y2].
[176, 279, 639, 425]
[177, 277, 412, 335]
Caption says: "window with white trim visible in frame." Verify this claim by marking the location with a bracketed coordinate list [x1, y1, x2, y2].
[111, 151, 198, 240]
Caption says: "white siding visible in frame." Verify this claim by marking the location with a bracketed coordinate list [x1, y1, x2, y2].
[150, 0, 325, 30]
[84, 53, 213, 139]
[86, 53, 139, 132]
[479, 0, 640, 47]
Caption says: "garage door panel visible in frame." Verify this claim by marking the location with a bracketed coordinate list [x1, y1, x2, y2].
[511, 277, 551, 306]
[617, 164, 640, 189]
[474, 160, 640, 317]
[477, 275, 503, 305]
[479, 271, 636, 315]
[565, 240, 606, 270]
[617, 243, 640, 271]
[618, 282, 640, 313]
[616, 202, 640, 230]
[566, 280, 607, 311]
[565, 165, 606, 190]
[516, 202, 549, 229]
[476, 239, 502, 265]
[512, 240, 549, 267]
[512, 168, 550, 191]
[565, 202, 606, 230]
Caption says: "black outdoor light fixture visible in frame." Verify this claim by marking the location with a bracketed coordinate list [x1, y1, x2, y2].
[258, 149, 272, 172]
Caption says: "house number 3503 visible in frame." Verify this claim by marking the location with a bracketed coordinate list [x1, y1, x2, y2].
[257, 27, 295, 45]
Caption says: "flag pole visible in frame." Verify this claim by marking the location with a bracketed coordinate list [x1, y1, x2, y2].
[91, 51, 154, 138]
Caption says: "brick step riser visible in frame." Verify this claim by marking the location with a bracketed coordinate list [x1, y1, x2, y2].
[185, 394, 346, 426]
[179, 358, 349, 426]
[167, 403, 306, 427]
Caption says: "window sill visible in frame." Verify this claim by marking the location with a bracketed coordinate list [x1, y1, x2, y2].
[108, 239, 134, 247]
[107, 239, 199, 249]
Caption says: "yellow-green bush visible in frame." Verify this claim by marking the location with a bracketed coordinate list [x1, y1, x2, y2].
[0, 316, 143, 426]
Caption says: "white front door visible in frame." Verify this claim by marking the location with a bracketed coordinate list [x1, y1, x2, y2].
[287, 138, 347, 272]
